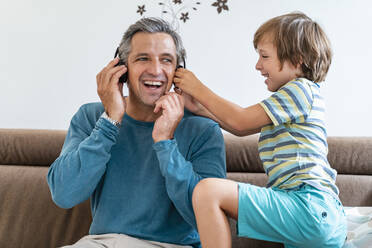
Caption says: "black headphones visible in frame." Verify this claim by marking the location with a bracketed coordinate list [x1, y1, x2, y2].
[114, 48, 128, 83]
[114, 47, 186, 84]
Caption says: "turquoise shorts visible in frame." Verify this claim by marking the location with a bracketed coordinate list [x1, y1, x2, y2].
[237, 183, 347, 248]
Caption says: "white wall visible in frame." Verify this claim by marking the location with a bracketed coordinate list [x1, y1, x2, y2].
[1, 0, 371, 136]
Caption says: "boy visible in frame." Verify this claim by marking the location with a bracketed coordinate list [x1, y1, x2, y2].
[173, 12, 347, 247]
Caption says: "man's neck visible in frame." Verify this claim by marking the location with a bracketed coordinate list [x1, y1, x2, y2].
[124, 96, 160, 122]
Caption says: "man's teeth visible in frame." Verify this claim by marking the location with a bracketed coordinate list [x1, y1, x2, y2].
[144, 81, 162, 86]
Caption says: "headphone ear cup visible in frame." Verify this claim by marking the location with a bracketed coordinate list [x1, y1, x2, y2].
[114, 47, 128, 83]
[114, 47, 120, 58]
[119, 72, 128, 83]
[182, 56, 186, 69]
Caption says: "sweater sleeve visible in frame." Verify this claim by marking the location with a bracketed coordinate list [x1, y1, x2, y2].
[153, 123, 226, 228]
[47, 104, 120, 209]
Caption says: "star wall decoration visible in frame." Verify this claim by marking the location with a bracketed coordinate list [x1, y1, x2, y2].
[136, 0, 229, 28]
[180, 12, 189, 22]
[137, 5, 146, 16]
[212, 0, 229, 14]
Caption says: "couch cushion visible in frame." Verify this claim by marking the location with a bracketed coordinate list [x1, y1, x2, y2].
[0, 165, 91, 248]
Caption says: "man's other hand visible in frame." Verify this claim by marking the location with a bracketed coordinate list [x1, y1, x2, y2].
[96, 58, 127, 122]
[152, 92, 184, 143]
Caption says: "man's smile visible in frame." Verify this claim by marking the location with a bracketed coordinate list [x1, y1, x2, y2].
[141, 80, 167, 94]
[143, 80, 163, 88]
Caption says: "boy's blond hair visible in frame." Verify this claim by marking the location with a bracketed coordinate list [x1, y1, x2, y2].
[254, 12, 332, 83]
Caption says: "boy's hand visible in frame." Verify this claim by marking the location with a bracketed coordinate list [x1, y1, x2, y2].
[173, 68, 203, 96]
[152, 92, 184, 143]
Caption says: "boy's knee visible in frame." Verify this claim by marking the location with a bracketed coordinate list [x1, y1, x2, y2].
[192, 178, 220, 207]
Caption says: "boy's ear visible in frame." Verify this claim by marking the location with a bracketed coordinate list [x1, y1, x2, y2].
[297, 57, 304, 67]
[295, 58, 305, 77]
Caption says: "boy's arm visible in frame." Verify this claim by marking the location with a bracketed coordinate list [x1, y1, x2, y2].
[175, 69, 270, 134]
[182, 92, 261, 136]
[195, 85, 271, 133]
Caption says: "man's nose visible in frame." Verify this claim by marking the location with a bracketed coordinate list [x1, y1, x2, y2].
[147, 60, 162, 75]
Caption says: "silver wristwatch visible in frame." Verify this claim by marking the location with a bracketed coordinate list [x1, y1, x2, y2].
[101, 112, 121, 128]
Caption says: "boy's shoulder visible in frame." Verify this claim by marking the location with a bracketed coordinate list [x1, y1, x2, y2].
[279, 78, 320, 103]
[281, 78, 315, 91]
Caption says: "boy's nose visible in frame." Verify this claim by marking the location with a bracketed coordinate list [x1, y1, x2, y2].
[255, 60, 262, 71]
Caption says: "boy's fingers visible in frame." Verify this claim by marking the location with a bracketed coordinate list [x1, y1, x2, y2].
[174, 70, 182, 78]
[174, 86, 182, 95]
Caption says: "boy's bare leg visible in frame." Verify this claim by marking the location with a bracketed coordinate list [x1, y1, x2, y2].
[192, 178, 239, 248]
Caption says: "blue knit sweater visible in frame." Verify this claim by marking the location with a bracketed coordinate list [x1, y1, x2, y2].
[47, 102, 226, 247]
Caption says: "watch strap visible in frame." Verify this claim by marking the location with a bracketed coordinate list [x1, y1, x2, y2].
[101, 112, 121, 128]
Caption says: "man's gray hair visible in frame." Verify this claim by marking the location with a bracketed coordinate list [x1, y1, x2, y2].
[118, 17, 186, 67]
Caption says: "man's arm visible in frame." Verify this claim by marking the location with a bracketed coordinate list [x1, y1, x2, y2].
[153, 124, 226, 229]
[47, 104, 120, 208]
[153, 93, 226, 228]
[47, 58, 127, 209]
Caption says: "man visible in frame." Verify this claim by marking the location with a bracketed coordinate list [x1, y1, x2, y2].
[47, 18, 226, 248]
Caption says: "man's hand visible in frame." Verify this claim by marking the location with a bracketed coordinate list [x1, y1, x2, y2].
[153, 92, 184, 143]
[96, 58, 127, 122]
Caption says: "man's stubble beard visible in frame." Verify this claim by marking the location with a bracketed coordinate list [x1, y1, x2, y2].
[126, 83, 165, 109]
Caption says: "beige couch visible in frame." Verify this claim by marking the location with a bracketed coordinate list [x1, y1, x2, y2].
[1, 129, 371, 248]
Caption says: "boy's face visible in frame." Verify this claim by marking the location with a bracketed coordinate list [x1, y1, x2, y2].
[255, 35, 302, 92]
[126, 32, 177, 107]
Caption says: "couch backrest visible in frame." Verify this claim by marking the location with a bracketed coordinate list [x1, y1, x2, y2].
[224, 134, 372, 175]
[3, 129, 371, 176]
[0, 129, 66, 165]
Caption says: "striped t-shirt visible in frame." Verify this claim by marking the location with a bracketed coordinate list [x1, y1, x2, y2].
[259, 78, 339, 198]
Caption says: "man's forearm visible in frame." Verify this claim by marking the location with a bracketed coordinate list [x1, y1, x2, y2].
[47, 116, 119, 208]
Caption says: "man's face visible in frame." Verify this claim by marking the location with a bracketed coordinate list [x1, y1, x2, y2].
[126, 32, 177, 107]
